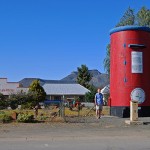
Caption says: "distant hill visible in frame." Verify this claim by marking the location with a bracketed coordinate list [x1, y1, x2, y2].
[19, 70, 109, 88]
[61, 69, 109, 88]
[19, 78, 76, 88]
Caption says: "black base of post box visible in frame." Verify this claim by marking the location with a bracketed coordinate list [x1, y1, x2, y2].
[110, 106, 150, 118]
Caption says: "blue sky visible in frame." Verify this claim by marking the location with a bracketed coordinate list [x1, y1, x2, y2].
[0, 0, 150, 82]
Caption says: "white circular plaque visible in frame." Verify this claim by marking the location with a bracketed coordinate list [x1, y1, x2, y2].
[130, 88, 145, 104]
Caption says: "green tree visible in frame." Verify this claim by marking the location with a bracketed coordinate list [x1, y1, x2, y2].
[77, 65, 92, 89]
[7, 92, 36, 109]
[103, 44, 110, 75]
[29, 80, 46, 104]
[104, 8, 135, 76]
[136, 6, 150, 27]
[85, 85, 97, 102]
[8, 92, 27, 105]
[116, 7, 135, 27]
[104, 6, 150, 76]
[0, 93, 5, 101]
[0, 93, 8, 109]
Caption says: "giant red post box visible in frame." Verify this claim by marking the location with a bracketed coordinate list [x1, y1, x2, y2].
[109, 26, 150, 117]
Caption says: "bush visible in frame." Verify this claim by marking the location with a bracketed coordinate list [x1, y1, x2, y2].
[37, 114, 48, 121]
[9, 100, 18, 110]
[0, 114, 12, 123]
[0, 111, 5, 114]
[17, 113, 34, 123]
[21, 102, 34, 109]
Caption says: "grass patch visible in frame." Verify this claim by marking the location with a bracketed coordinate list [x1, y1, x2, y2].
[0, 106, 110, 123]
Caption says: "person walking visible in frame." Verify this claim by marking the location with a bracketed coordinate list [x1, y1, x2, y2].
[94, 88, 103, 119]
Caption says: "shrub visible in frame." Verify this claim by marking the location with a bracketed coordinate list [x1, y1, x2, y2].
[9, 100, 18, 109]
[37, 114, 48, 121]
[0, 114, 12, 123]
[0, 111, 5, 114]
[21, 102, 34, 109]
[17, 113, 34, 123]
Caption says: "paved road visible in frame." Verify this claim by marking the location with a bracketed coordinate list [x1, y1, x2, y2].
[0, 136, 150, 150]
[0, 117, 150, 150]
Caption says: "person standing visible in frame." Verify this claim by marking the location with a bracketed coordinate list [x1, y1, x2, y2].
[94, 88, 103, 119]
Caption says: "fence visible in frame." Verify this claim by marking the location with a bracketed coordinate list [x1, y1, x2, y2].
[41, 101, 110, 123]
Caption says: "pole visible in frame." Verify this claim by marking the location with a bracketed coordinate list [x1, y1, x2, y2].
[62, 95, 65, 121]
[130, 101, 138, 121]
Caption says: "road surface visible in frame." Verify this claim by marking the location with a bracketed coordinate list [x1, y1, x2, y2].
[0, 116, 150, 150]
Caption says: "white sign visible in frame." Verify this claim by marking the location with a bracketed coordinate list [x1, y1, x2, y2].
[130, 88, 145, 104]
[131, 51, 143, 73]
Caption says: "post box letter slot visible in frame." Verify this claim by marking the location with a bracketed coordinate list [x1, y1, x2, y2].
[128, 44, 146, 49]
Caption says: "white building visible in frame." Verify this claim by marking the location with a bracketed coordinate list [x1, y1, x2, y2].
[0, 78, 90, 101]
[0, 78, 28, 97]
[43, 83, 90, 100]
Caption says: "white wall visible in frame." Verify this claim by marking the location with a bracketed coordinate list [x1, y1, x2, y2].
[0, 78, 19, 95]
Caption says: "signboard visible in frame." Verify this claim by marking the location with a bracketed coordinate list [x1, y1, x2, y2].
[131, 51, 143, 73]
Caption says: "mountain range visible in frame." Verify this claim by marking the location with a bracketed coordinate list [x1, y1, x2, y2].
[61, 69, 109, 88]
[19, 69, 109, 88]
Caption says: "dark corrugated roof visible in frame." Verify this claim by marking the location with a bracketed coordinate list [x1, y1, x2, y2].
[19, 78, 76, 88]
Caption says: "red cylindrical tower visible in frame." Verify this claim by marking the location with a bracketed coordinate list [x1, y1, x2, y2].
[110, 26, 150, 117]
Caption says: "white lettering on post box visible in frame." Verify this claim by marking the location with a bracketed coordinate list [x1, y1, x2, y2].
[131, 51, 143, 73]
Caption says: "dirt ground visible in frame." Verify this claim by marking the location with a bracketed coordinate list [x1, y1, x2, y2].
[0, 116, 150, 150]
[0, 116, 150, 139]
